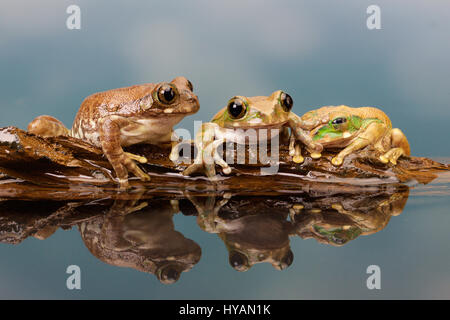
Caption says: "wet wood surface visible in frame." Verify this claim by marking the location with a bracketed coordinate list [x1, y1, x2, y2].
[0, 126, 448, 200]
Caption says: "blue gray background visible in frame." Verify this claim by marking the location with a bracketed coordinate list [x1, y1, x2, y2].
[0, 0, 449, 299]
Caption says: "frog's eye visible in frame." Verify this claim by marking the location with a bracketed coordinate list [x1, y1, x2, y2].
[157, 83, 178, 104]
[331, 117, 347, 125]
[279, 250, 294, 270]
[158, 265, 181, 284]
[227, 98, 247, 119]
[229, 251, 249, 271]
[331, 117, 348, 130]
[280, 92, 293, 112]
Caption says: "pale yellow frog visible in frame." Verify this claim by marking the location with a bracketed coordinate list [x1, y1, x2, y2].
[180, 91, 326, 177]
[300, 105, 410, 166]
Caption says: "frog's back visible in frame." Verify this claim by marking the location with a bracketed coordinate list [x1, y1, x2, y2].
[72, 83, 156, 129]
[348, 106, 392, 128]
[304, 105, 392, 128]
[83, 83, 156, 107]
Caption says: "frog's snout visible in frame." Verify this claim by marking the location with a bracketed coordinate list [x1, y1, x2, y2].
[183, 90, 200, 113]
[185, 90, 199, 103]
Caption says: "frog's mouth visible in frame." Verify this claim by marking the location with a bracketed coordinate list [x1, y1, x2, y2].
[222, 121, 288, 130]
[310, 125, 358, 147]
[149, 108, 199, 116]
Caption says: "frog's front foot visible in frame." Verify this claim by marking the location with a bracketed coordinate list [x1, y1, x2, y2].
[288, 134, 323, 164]
[113, 152, 150, 189]
[123, 152, 150, 180]
[288, 135, 304, 164]
[169, 139, 194, 163]
[124, 152, 148, 164]
[331, 156, 344, 166]
[182, 140, 231, 179]
[310, 151, 322, 160]
[307, 141, 323, 160]
[183, 162, 217, 179]
[288, 141, 323, 164]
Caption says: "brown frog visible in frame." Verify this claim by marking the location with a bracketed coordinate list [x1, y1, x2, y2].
[79, 199, 202, 284]
[28, 77, 199, 188]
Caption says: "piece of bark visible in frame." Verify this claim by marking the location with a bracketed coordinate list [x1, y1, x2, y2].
[0, 126, 448, 195]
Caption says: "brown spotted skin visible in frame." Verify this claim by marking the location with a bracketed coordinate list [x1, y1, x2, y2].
[28, 77, 200, 188]
[71, 83, 155, 145]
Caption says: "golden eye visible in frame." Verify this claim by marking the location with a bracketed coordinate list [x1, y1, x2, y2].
[280, 92, 293, 112]
[157, 83, 178, 104]
[227, 98, 247, 119]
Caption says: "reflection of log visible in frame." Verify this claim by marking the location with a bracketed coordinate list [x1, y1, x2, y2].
[0, 126, 448, 196]
[0, 198, 201, 284]
[0, 187, 409, 250]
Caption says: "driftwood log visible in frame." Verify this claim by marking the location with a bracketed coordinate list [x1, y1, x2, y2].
[0, 126, 448, 199]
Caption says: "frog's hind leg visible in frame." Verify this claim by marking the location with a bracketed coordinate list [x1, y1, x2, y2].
[391, 128, 410, 156]
[27, 115, 70, 137]
[331, 121, 386, 166]
[379, 128, 410, 165]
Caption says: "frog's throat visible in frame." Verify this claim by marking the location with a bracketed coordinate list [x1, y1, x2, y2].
[213, 124, 283, 145]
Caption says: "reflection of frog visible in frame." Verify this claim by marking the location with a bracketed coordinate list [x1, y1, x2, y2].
[300, 105, 410, 166]
[290, 188, 409, 246]
[79, 199, 201, 284]
[28, 77, 199, 188]
[181, 91, 326, 178]
[185, 195, 294, 271]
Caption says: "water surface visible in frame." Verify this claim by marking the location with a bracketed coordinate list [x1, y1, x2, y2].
[0, 167, 449, 299]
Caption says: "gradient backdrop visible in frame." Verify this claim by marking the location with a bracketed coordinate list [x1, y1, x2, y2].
[0, 0, 449, 299]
